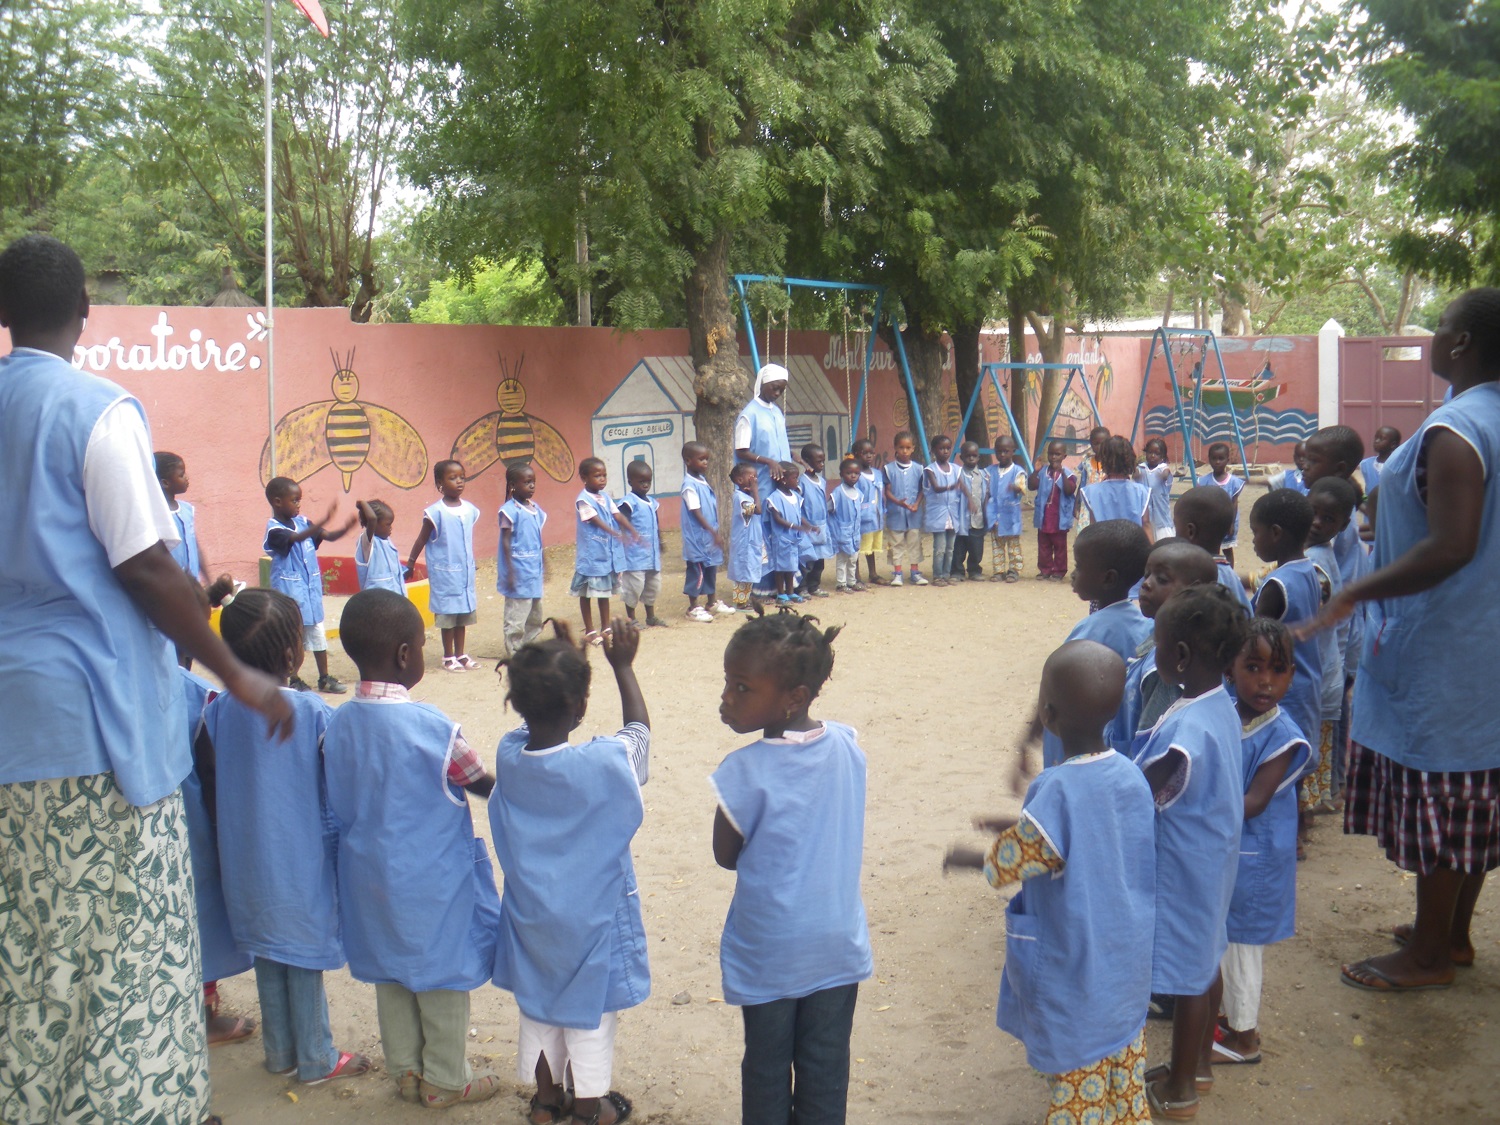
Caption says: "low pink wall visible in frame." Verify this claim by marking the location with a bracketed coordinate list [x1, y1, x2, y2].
[8, 306, 1315, 576]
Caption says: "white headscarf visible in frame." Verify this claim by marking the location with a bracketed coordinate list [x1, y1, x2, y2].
[754, 362, 790, 398]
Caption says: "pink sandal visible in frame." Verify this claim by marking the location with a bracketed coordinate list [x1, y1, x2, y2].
[303, 1050, 372, 1085]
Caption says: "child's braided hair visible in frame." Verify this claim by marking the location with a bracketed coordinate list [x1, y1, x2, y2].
[1155, 584, 1247, 674]
[219, 587, 304, 678]
[498, 619, 591, 726]
[1098, 435, 1137, 477]
[726, 612, 843, 699]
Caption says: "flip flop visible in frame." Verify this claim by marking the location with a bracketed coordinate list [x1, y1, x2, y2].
[303, 1051, 372, 1085]
[1392, 923, 1475, 967]
[1210, 1040, 1261, 1065]
[1145, 1079, 1199, 1120]
[1144, 1063, 1212, 1093]
[1341, 959, 1453, 993]
[207, 1014, 256, 1046]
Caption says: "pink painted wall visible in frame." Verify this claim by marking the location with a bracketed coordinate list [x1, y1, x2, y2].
[8, 307, 1319, 575]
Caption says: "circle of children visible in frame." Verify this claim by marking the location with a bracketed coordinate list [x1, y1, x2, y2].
[159, 353, 1398, 1125]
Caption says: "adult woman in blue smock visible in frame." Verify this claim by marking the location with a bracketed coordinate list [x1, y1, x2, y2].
[734, 364, 791, 596]
[1310, 288, 1500, 993]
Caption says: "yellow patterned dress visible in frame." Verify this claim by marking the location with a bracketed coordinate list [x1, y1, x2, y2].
[986, 819, 1151, 1125]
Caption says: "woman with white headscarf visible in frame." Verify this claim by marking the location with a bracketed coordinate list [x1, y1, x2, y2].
[734, 363, 792, 500]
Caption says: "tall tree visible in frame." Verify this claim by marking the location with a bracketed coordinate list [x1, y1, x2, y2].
[401, 0, 951, 515]
[1358, 0, 1500, 285]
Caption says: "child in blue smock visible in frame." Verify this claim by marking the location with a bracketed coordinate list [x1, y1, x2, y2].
[947, 640, 1156, 1125]
[325, 589, 503, 1108]
[619, 460, 665, 627]
[204, 587, 370, 1085]
[728, 462, 767, 609]
[1206, 442, 1245, 567]
[921, 434, 966, 586]
[829, 456, 866, 593]
[491, 618, 651, 1125]
[156, 451, 210, 582]
[1080, 436, 1153, 539]
[1266, 441, 1310, 495]
[406, 459, 482, 670]
[1303, 479, 1357, 830]
[498, 462, 549, 655]
[713, 613, 872, 1125]
[985, 435, 1027, 582]
[796, 442, 834, 598]
[765, 461, 813, 605]
[1017, 519, 1154, 776]
[1136, 437, 1175, 539]
[1029, 440, 1078, 580]
[851, 437, 885, 585]
[1173, 484, 1253, 616]
[264, 475, 355, 693]
[881, 431, 925, 586]
[355, 498, 404, 594]
[1214, 618, 1311, 1068]
[1130, 585, 1245, 1120]
[1358, 425, 1400, 494]
[570, 456, 637, 642]
[680, 441, 731, 622]
[953, 440, 989, 580]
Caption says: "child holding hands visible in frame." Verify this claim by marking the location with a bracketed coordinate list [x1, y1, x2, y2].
[491, 619, 651, 1125]
[921, 434, 965, 585]
[355, 499, 404, 594]
[406, 459, 482, 670]
[947, 640, 1156, 1125]
[498, 463, 548, 654]
[263, 475, 355, 693]
[572, 457, 637, 640]
[712, 614, 872, 1125]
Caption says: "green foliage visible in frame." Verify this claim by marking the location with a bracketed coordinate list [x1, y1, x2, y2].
[411, 258, 566, 325]
[1360, 0, 1500, 285]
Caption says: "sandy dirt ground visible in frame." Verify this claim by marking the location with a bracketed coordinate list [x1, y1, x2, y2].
[204, 499, 1499, 1125]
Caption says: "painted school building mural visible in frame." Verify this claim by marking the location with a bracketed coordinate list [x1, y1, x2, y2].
[13, 306, 1324, 575]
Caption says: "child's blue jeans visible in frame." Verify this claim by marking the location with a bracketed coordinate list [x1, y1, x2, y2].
[740, 983, 858, 1125]
[254, 957, 338, 1080]
[930, 530, 957, 578]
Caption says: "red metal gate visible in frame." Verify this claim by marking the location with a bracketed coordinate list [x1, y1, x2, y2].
[1338, 336, 1441, 442]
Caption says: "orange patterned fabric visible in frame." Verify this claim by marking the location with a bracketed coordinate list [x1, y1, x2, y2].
[1044, 1028, 1149, 1125]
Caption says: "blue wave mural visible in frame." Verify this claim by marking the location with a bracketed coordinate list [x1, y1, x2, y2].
[1144, 404, 1317, 445]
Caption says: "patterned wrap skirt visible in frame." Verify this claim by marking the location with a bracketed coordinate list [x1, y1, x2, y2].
[1345, 742, 1500, 875]
[0, 773, 208, 1125]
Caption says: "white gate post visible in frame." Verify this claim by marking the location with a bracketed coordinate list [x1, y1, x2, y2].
[1318, 319, 1344, 429]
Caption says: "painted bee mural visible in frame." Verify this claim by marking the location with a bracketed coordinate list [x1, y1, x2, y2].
[259, 349, 428, 491]
[452, 352, 575, 483]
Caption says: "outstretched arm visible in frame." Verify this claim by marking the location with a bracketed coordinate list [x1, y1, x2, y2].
[404, 517, 435, 579]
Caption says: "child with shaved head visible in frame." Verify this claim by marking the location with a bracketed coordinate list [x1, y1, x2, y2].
[1174, 484, 1253, 615]
[946, 640, 1156, 1125]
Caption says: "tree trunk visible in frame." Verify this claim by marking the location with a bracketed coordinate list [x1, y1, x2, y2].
[1221, 294, 1250, 335]
[881, 315, 946, 457]
[686, 230, 747, 536]
[1007, 293, 1029, 452]
[951, 320, 986, 453]
[1025, 310, 1068, 456]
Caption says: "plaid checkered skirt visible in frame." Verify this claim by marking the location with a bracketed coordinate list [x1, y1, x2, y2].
[1345, 742, 1500, 875]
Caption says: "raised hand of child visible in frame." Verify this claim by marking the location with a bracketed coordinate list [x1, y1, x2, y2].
[601, 616, 639, 668]
[942, 845, 986, 873]
[1009, 746, 1036, 796]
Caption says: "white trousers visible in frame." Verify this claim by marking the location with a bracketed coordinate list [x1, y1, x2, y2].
[517, 1011, 618, 1097]
[1220, 942, 1264, 1031]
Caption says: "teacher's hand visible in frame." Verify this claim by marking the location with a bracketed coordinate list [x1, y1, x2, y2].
[226, 665, 296, 741]
[767, 459, 784, 483]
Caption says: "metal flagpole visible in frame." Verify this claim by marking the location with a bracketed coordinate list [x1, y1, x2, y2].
[264, 0, 276, 476]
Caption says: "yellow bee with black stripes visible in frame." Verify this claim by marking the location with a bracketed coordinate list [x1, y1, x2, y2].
[452, 353, 575, 483]
[259, 349, 428, 491]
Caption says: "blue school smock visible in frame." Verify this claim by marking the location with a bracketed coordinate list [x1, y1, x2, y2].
[921, 462, 965, 533]
[1227, 708, 1310, 946]
[1217, 560, 1253, 615]
[711, 721, 873, 1006]
[489, 727, 650, 1028]
[882, 461, 923, 531]
[764, 488, 804, 572]
[1272, 467, 1309, 495]
[797, 472, 833, 563]
[1306, 544, 1345, 720]
[1109, 644, 1159, 755]
[857, 469, 883, 532]
[265, 515, 325, 627]
[1043, 602, 1154, 768]
[1210, 472, 1245, 544]
[620, 492, 661, 572]
[0, 352, 188, 805]
[986, 463, 1026, 537]
[1031, 468, 1077, 531]
[205, 690, 342, 971]
[496, 498, 547, 599]
[1137, 464, 1173, 530]
[1333, 518, 1369, 673]
[736, 396, 791, 503]
[170, 499, 201, 577]
[1358, 455, 1383, 493]
[1254, 558, 1323, 745]
[728, 487, 767, 584]
[356, 533, 404, 594]
[574, 488, 626, 578]
[829, 485, 864, 557]
[1081, 479, 1150, 526]
[1353, 384, 1500, 772]
[178, 668, 253, 983]
[998, 751, 1156, 1075]
[680, 474, 724, 566]
[424, 499, 480, 614]
[1131, 686, 1243, 995]
[324, 696, 500, 992]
